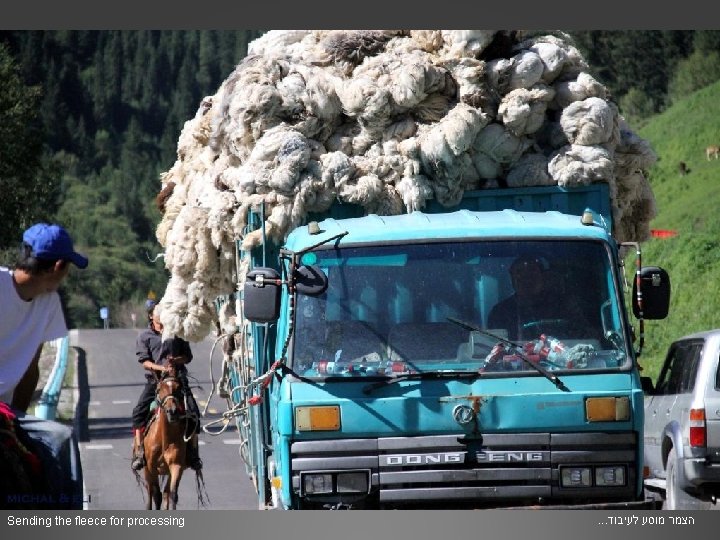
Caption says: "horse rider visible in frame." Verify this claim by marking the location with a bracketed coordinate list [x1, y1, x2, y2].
[131, 304, 202, 471]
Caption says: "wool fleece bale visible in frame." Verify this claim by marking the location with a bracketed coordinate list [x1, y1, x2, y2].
[498, 84, 555, 136]
[441, 30, 496, 57]
[507, 51, 545, 91]
[560, 97, 619, 146]
[552, 72, 607, 110]
[506, 153, 553, 187]
[548, 144, 614, 187]
[154, 29, 659, 341]
[528, 41, 569, 83]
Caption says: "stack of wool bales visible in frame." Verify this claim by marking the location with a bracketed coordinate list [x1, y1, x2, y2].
[155, 30, 658, 341]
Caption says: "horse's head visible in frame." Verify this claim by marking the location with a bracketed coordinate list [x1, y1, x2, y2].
[155, 370, 183, 423]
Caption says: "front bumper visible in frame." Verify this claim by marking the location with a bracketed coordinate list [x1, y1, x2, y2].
[504, 498, 661, 510]
[291, 432, 643, 509]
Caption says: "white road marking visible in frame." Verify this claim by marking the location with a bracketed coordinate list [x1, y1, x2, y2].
[112, 400, 131, 404]
[88, 401, 101, 406]
[83, 444, 114, 450]
[223, 439, 242, 445]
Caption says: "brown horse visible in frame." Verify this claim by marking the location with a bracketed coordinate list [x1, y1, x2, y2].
[140, 367, 200, 510]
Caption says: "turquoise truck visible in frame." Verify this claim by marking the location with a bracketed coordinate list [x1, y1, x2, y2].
[220, 183, 670, 509]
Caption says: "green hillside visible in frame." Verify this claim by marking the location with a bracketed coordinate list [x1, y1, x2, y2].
[633, 79, 720, 379]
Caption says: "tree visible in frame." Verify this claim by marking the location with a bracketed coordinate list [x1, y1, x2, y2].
[618, 88, 657, 128]
[0, 43, 58, 250]
[570, 31, 693, 113]
[668, 50, 720, 104]
[0, 31, 265, 325]
[693, 31, 720, 53]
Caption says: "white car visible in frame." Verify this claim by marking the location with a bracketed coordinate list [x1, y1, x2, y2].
[642, 329, 720, 509]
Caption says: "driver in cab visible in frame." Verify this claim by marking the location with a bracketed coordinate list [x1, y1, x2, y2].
[487, 254, 564, 341]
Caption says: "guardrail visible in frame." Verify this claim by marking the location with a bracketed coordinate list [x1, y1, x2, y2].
[34, 336, 69, 420]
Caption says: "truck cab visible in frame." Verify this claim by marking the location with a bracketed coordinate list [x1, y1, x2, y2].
[229, 184, 670, 509]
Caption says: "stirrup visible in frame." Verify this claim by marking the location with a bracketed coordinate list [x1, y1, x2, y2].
[131, 454, 145, 470]
[187, 445, 202, 471]
[131, 441, 145, 470]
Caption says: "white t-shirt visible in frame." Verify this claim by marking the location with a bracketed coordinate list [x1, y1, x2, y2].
[0, 266, 68, 403]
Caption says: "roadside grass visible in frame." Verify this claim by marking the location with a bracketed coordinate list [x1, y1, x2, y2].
[631, 79, 720, 380]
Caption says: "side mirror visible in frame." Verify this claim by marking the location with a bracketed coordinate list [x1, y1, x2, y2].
[632, 266, 670, 320]
[294, 264, 328, 296]
[243, 267, 281, 323]
[640, 376, 655, 395]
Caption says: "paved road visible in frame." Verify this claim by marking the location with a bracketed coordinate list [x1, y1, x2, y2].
[70, 329, 258, 510]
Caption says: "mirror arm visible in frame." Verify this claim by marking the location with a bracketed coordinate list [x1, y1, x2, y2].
[273, 229, 348, 365]
[278, 257, 295, 363]
[621, 241, 644, 358]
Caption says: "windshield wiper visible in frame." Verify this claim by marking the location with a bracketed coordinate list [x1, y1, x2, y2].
[604, 330, 625, 352]
[362, 371, 481, 395]
[447, 317, 571, 392]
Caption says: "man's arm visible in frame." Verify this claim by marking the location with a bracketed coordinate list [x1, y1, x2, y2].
[141, 359, 168, 373]
[11, 345, 43, 412]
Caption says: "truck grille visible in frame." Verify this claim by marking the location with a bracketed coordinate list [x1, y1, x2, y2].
[291, 432, 638, 505]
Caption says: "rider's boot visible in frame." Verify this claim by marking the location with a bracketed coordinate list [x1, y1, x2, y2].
[186, 434, 202, 471]
[131, 428, 145, 470]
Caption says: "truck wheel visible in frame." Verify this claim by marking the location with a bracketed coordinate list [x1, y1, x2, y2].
[666, 448, 694, 510]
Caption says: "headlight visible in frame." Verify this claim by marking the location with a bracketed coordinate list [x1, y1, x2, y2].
[560, 467, 592, 487]
[302, 474, 333, 494]
[336, 472, 369, 493]
[596, 466, 626, 486]
[300, 470, 370, 495]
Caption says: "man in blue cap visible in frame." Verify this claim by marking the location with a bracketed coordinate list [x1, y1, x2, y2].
[0, 223, 88, 508]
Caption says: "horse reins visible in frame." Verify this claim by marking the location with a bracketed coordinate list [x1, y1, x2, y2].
[155, 376, 199, 443]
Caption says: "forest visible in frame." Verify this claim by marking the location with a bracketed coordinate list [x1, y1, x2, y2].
[1, 30, 719, 330]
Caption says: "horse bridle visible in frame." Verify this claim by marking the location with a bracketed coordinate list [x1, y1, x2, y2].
[156, 377, 182, 410]
[154, 374, 198, 441]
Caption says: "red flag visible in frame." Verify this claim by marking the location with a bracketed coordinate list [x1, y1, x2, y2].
[650, 229, 678, 238]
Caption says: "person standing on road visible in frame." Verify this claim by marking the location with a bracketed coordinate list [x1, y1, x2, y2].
[0, 223, 88, 508]
[130, 304, 203, 471]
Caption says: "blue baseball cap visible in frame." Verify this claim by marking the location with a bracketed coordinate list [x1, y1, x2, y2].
[23, 223, 89, 269]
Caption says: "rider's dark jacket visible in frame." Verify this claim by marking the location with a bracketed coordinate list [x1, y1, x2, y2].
[132, 326, 197, 429]
[135, 327, 193, 380]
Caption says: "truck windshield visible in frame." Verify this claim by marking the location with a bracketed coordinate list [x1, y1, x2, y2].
[291, 240, 629, 378]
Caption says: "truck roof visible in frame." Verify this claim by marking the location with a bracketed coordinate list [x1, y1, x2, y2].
[285, 208, 612, 252]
